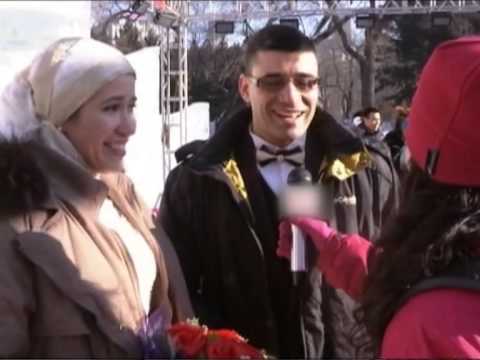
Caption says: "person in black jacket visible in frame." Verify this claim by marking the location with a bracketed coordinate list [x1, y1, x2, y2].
[384, 106, 410, 177]
[355, 107, 391, 157]
[158, 25, 398, 359]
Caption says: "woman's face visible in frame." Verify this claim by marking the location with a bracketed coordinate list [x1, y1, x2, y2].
[62, 75, 137, 173]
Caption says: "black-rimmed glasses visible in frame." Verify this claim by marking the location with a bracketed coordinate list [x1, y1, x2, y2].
[247, 74, 320, 93]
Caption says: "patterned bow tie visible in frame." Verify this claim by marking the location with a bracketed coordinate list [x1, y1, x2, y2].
[257, 144, 303, 167]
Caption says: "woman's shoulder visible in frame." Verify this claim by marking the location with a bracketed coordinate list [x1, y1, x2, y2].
[395, 288, 480, 324]
[382, 288, 480, 358]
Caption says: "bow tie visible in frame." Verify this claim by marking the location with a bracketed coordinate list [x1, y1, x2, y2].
[257, 144, 303, 167]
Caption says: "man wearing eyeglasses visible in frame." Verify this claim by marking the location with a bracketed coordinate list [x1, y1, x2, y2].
[159, 25, 398, 359]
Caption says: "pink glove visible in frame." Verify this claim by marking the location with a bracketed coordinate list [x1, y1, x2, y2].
[277, 216, 337, 259]
[277, 216, 375, 299]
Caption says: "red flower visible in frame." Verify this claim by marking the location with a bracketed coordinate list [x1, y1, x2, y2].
[167, 323, 207, 358]
[209, 329, 245, 342]
[206, 336, 265, 359]
[167, 320, 268, 359]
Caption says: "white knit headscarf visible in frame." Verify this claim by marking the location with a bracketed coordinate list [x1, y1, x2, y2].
[0, 37, 135, 139]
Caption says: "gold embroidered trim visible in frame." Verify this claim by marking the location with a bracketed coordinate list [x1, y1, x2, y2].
[325, 149, 371, 181]
[222, 158, 248, 201]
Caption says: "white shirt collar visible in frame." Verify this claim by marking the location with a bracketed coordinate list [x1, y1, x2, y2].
[249, 128, 306, 152]
[249, 129, 306, 196]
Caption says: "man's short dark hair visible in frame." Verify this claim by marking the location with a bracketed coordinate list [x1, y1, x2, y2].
[241, 25, 316, 74]
[363, 107, 380, 117]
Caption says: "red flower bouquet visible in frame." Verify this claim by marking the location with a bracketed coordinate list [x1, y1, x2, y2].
[168, 319, 270, 359]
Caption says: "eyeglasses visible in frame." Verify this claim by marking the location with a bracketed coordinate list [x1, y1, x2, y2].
[247, 74, 320, 93]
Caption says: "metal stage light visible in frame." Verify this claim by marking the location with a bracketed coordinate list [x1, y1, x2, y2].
[215, 21, 235, 34]
[279, 18, 300, 30]
[431, 13, 451, 27]
[355, 15, 375, 29]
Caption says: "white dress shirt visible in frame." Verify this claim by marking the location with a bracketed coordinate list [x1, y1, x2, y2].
[250, 130, 306, 196]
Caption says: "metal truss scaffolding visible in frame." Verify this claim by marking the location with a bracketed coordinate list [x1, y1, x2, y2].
[150, 0, 480, 188]
[153, 1, 189, 186]
[185, 0, 480, 22]
[159, 25, 188, 183]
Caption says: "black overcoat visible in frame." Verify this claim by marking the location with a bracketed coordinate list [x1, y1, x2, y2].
[159, 107, 398, 358]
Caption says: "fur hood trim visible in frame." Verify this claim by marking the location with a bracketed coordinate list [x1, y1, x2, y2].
[0, 139, 50, 216]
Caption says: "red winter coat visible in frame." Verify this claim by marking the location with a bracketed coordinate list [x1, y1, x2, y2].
[316, 233, 480, 358]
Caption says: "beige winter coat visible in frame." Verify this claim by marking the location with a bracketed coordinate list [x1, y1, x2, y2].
[0, 125, 193, 358]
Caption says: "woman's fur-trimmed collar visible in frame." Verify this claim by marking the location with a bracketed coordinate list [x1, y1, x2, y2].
[0, 138, 51, 216]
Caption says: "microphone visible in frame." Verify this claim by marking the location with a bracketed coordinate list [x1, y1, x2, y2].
[279, 167, 320, 286]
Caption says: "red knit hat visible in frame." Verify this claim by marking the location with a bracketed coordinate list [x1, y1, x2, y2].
[406, 36, 480, 186]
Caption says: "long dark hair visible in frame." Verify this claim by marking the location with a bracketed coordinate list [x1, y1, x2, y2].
[358, 162, 480, 352]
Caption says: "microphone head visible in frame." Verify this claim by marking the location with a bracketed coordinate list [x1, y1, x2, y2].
[287, 167, 312, 185]
[280, 167, 320, 217]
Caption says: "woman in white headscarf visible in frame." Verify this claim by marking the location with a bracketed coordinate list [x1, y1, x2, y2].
[0, 37, 192, 358]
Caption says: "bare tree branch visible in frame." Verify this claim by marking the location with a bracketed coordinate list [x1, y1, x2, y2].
[332, 15, 365, 66]
[311, 16, 331, 38]
[312, 15, 352, 44]
[92, 0, 148, 40]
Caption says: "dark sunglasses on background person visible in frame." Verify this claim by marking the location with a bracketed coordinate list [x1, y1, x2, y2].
[247, 73, 320, 93]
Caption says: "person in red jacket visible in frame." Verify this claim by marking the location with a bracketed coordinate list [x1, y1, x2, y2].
[278, 35, 480, 358]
